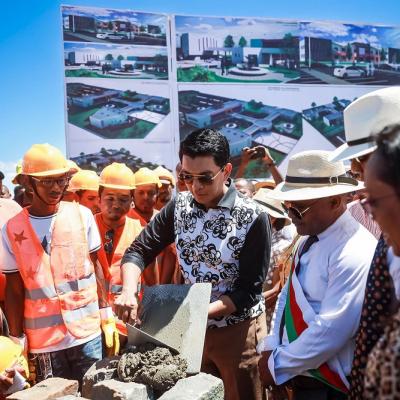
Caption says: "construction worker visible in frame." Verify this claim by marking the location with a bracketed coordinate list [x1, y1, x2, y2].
[67, 169, 100, 214]
[153, 166, 175, 210]
[128, 167, 161, 225]
[95, 163, 142, 337]
[0, 144, 118, 386]
[128, 168, 182, 286]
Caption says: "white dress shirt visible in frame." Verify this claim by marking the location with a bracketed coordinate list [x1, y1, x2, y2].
[258, 210, 377, 385]
[388, 247, 400, 300]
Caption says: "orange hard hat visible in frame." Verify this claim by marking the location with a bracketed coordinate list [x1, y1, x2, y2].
[21, 144, 75, 177]
[68, 169, 100, 192]
[153, 166, 175, 187]
[134, 167, 162, 188]
[99, 163, 135, 190]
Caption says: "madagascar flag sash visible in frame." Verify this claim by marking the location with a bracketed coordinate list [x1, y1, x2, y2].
[284, 251, 349, 394]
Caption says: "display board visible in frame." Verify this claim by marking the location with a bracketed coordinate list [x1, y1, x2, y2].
[62, 6, 400, 176]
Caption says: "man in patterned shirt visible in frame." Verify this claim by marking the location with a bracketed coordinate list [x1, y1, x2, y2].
[115, 128, 272, 400]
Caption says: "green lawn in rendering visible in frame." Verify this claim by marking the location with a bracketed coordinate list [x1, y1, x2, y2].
[68, 108, 156, 139]
[65, 69, 168, 80]
[177, 66, 283, 83]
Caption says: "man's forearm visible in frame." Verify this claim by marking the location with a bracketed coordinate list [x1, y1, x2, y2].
[208, 295, 237, 319]
[121, 262, 142, 294]
[5, 274, 24, 337]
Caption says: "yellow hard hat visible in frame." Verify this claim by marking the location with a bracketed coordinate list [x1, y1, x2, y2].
[67, 160, 80, 175]
[0, 336, 29, 376]
[153, 166, 175, 187]
[134, 167, 162, 188]
[68, 169, 100, 192]
[99, 163, 135, 190]
[12, 161, 23, 185]
[21, 144, 74, 177]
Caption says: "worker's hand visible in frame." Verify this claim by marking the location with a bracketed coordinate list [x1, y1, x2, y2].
[113, 291, 140, 325]
[101, 317, 120, 357]
[261, 147, 275, 166]
[0, 367, 29, 398]
[258, 351, 275, 387]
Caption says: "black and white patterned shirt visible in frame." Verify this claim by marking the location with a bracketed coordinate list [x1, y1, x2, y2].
[122, 181, 272, 328]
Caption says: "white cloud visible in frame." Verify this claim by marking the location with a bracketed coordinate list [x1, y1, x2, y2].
[193, 23, 214, 31]
[237, 19, 257, 26]
[302, 21, 350, 37]
[351, 33, 381, 47]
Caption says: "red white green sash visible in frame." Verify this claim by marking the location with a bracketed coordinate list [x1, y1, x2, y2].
[284, 247, 349, 394]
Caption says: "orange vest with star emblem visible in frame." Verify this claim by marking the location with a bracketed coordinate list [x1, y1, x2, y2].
[6, 202, 100, 350]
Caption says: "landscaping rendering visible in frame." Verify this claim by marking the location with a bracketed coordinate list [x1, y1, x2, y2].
[302, 97, 354, 147]
[178, 90, 303, 178]
[67, 83, 170, 139]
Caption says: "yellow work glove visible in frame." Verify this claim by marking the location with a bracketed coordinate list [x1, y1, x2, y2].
[100, 308, 120, 356]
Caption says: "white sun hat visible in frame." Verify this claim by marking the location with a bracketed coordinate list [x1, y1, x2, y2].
[330, 86, 400, 162]
[253, 188, 291, 224]
[269, 150, 363, 201]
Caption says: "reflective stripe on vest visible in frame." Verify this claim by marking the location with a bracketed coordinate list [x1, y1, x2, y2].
[6, 202, 101, 350]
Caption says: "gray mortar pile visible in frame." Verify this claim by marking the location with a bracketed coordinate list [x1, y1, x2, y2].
[117, 343, 187, 397]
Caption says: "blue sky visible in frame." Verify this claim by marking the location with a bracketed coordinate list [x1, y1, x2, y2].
[1, 0, 400, 187]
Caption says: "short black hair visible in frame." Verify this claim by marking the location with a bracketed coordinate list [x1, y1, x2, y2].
[179, 128, 230, 168]
[0, 171, 4, 180]
[373, 124, 400, 196]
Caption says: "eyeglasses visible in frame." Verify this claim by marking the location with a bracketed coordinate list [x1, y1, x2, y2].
[104, 229, 114, 254]
[283, 200, 318, 220]
[31, 176, 70, 188]
[360, 193, 398, 217]
[178, 168, 224, 185]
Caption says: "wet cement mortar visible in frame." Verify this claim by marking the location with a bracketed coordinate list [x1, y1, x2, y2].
[117, 343, 187, 397]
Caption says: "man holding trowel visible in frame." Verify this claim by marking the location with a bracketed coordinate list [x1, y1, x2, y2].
[114, 128, 272, 400]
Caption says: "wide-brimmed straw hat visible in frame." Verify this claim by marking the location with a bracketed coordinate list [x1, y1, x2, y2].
[269, 150, 363, 201]
[330, 87, 400, 162]
[253, 188, 291, 224]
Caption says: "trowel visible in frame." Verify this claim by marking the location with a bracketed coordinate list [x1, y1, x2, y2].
[126, 283, 211, 374]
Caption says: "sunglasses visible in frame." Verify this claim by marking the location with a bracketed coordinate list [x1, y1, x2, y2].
[31, 176, 70, 188]
[104, 229, 114, 254]
[283, 200, 318, 220]
[360, 193, 398, 217]
[178, 168, 224, 185]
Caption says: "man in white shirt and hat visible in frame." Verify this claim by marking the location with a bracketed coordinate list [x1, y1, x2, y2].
[329, 86, 400, 399]
[257, 150, 377, 400]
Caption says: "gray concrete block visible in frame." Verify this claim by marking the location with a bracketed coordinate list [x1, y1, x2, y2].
[131, 283, 211, 373]
[158, 373, 224, 400]
[81, 356, 120, 398]
[7, 378, 78, 400]
[91, 379, 153, 400]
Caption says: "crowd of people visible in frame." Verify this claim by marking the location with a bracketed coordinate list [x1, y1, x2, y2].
[0, 86, 399, 400]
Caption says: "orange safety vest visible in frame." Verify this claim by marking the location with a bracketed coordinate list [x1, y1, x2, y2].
[6, 202, 101, 351]
[96, 216, 142, 335]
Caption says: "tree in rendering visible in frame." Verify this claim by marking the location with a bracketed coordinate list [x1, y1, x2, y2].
[239, 36, 247, 47]
[224, 35, 235, 48]
[105, 54, 114, 61]
[311, 102, 316, 108]
[117, 55, 124, 61]
[346, 43, 353, 61]
[380, 48, 387, 62]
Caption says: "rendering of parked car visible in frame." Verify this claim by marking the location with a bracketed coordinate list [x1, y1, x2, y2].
[95, 32, 124, 40]
[96, 33, 108, 39]
[333, 65, 366, 78]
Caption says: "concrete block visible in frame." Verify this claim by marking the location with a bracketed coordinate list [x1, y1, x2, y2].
[91, 379, 153, 400]
[81, 356, 120, 399]
[130, 283, 211, 373]
[7, 378, 78, 400]
[158, 373, 224, 400]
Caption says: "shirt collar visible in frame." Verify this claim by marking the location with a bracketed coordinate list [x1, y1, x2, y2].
[189, 178, 237, 210]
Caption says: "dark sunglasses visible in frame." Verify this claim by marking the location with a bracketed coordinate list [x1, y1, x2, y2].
[31, 176, 71, 188]
[178, 168, 224, 185]
[282, 200, 318, 220]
